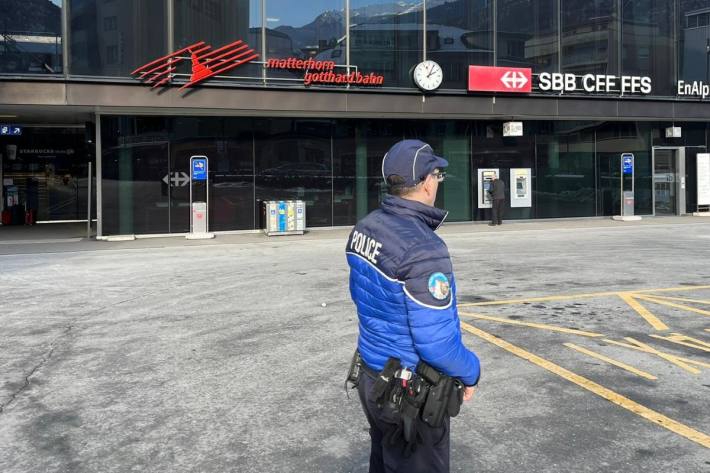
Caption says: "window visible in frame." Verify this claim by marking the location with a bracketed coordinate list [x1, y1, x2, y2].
[678, 1, 710, 85]
[174, 0, 262, 82]
[69, 0, 166, 76]
[562, 0, 619, 76]
[105, 45, 118, 64]
[0, 0, 63, 75]
[621, 0, 674, 96]
[350, 0, 423, 88]
[497, 0, 557, 74]
[103, 16, 117, 31]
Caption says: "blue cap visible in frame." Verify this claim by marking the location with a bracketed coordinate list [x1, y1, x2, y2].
[382, 140, 449, 187]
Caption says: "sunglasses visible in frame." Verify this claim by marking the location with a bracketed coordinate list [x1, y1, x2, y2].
[430, 170, 446, 182]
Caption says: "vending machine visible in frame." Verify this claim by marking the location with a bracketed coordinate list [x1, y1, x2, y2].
[477, 168, 499, 209]
[510, 168, 532, 208]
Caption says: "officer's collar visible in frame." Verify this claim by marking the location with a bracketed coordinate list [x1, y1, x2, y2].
[381, 195, 448, 231]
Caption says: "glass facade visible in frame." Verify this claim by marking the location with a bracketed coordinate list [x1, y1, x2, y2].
[349, 0, 424, 87]
[174, 0, 262, 82]
[562, 0, 619, 75]
[264, 0, 345, 81]
[0, 0, 63, 74]
[431, 0, 493, 89]
[621, 0, 674, 96]
[2, 0, 710, 98]
[100, 116, 709, 235]
[678, 0, 710, 83]
[1, 127, 91, 221]
[496, 0, 556, 73]
[68, 0, 167, 76]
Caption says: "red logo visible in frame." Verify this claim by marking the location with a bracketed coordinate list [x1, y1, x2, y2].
[468, 66, 532, 93]
[132, 40, 259, 90]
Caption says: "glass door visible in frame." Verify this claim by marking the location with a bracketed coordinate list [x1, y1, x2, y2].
[653, 149, 676, 216]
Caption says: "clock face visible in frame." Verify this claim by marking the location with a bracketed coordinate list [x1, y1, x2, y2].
[413, 60, 443, 91]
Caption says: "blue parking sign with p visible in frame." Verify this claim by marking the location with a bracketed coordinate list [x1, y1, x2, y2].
[192, 158, 207, 181]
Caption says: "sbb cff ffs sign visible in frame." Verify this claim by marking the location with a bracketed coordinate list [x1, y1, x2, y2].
[468, 66, 532, 93]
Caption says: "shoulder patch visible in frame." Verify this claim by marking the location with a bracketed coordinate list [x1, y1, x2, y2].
[428, 272, 450, 300]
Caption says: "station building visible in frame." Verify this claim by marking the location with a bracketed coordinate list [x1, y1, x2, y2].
[1, 0, 709, 237]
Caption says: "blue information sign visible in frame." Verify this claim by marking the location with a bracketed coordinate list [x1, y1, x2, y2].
[622, 153, 634, 175]
[192, 158, 207, 181]
[0, 125, 22, 136]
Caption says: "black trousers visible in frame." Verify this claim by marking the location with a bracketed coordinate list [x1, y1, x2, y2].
[358, 368, 450, 473]
[491, 199, 504, 224]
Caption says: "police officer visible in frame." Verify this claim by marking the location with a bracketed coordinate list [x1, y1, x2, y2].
[346, 139, 481, 473]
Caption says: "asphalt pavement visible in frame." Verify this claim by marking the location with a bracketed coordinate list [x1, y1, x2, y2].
[1, 217, 709, 472]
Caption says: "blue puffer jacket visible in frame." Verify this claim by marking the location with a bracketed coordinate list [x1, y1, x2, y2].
[346, 195, 481, 386]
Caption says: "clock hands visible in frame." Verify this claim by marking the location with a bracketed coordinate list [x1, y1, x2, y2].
[426, 64, 440, 78]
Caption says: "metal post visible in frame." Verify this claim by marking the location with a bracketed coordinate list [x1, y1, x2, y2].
[261, 0, 267, 83]
[345, 0, 350, 70]
[95, 113, 103, 238]
[87, 161, 92, 238]
[167, 0, 175, 54]
[422, 0, 427, 61]
[62, 0, 69, 77]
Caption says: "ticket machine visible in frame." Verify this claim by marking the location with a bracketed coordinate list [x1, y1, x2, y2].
[477, 168, 499, 208]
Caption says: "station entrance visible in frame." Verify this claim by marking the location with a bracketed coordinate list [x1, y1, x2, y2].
[652, 146, 705, 217]
[0, 109, 95, 238]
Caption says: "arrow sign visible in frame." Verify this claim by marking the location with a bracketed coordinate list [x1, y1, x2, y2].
[162, 171, 190, 187]
[468, 66, 532, 93]
[0, 125, 22, 136]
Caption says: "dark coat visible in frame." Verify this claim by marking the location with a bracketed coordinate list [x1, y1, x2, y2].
[490, 179, 505, 200]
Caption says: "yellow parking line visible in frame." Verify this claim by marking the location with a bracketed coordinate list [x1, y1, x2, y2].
[564, 343, 657, 380]
[458, 311, 603, 338]
[458, 291, 620, 307]
[458, 285, 710, 307]
[460, 322, 710, 449]
[649, 333, 710, 353]
[603, 337, 710, 375]
[618, 293, 669, 331]
[637, 285, 710, 294]
[635, 295, 710, 318]
[642, 295, 710, 305]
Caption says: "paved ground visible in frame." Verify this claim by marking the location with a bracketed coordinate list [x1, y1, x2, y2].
[0, 218, 709, 472]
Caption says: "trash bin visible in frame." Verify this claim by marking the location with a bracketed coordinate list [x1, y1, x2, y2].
[263, 200, 305, 236]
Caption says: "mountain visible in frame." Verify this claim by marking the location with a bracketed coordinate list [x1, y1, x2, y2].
[272, 0, 478, 52]
[275, 10, 345, 50]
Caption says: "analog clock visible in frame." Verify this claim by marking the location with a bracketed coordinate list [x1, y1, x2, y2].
[412, 60, 443, 91]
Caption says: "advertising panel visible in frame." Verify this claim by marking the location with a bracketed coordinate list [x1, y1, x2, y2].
[698, 153, 710, 206]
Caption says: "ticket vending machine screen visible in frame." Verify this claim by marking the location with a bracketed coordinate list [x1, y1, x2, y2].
[482, 171, 497, 203]
[516, 175, 527, 197]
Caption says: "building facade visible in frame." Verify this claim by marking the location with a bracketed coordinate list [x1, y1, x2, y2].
[1, 0, 709, 236]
